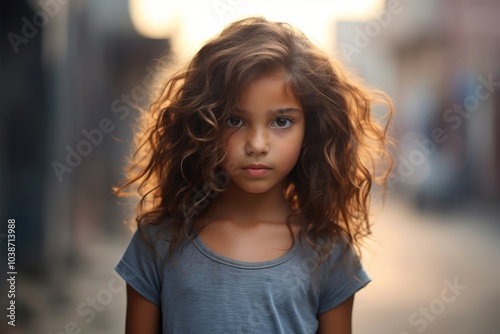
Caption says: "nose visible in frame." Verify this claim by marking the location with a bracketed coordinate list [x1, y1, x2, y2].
[245, 128, 269, 156]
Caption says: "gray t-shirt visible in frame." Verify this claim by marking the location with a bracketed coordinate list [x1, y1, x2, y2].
[115, 225, 370, 333]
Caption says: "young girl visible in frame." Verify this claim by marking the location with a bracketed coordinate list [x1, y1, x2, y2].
[115, 16, 393, 334]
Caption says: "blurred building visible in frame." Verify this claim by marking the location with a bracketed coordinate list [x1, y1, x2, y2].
[1, 0, 169, 293]
[337, 0, 500, 210]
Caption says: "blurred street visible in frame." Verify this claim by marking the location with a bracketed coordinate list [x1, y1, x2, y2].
[355, 196, 500, 334]
[10, 196, 500, 334]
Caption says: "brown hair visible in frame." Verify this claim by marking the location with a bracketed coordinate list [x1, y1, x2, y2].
[115, 16, 393, 264]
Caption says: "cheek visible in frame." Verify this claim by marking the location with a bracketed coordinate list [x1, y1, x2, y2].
[224, 136, 239, 159]
[278, 136, 304, 165]
[222, 137, 241, 175]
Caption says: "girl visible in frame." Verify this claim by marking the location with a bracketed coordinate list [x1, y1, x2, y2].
[115, 16, 393, 334]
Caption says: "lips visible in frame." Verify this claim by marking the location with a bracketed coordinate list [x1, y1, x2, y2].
[243, 164, 270, 169]
[242, 164, 271, 177]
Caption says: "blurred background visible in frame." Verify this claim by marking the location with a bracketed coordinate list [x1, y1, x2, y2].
[1, 0, 499, 333]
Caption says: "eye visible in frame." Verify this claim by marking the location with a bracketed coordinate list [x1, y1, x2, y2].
[226, 116, 244, 128]
[272, 117, 293, 129]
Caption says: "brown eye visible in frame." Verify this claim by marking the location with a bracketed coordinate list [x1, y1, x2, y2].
[227, 117, 243, 127]
[272, 117, 292, 129]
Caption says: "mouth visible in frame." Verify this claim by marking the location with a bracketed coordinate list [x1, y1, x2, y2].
[243, 164, 271, 169]
[242, 164, 271, 177]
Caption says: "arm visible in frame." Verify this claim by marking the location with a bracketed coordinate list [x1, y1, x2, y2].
[317, 295, 354, 334]
[125, 284, 161, 334]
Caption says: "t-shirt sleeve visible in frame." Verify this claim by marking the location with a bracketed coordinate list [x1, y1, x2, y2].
[114, 228, 163, 305]
[318, 243, 371, 313]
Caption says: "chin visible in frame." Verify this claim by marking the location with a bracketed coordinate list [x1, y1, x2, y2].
[241, 187, 273, 194]
[229, 180, 281, 195]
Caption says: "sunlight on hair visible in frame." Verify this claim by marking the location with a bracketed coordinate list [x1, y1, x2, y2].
[129, 0, 383, 59]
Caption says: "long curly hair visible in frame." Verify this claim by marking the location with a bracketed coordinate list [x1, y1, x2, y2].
[115, 16, 393, 264]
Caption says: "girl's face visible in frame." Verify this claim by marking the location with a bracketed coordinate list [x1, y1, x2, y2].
[222, 68, 305, 194]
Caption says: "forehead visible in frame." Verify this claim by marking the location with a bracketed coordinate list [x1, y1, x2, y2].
[236, 68, 302, 111]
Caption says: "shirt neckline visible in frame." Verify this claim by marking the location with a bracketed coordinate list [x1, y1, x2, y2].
[191, 235, 300, 269]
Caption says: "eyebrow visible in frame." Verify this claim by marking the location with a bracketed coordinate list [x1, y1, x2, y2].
[233, 108, 302, 117]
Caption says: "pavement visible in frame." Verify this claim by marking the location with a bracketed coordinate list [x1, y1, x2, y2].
[355, 197, 500, 334]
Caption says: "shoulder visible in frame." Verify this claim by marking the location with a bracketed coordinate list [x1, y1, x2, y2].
[318, 237, 366, 280]
[308, 235, 371, 314]
[127, 220, 181, 262]
[298, 234, 357, 268]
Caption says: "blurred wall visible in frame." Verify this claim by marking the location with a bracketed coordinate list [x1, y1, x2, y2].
[1, 0, 169, 292]
[337, 0, 500, 210]
[1, 0, 48, 273]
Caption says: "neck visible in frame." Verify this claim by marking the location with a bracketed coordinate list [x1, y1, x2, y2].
[207, 182, 291, 224]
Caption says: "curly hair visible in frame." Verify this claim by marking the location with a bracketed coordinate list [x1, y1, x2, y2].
[115, 16, 393, 264]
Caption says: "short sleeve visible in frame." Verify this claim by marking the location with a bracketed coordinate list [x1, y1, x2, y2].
[318, 243, 371, 313]
[114, 228, 163, 305]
